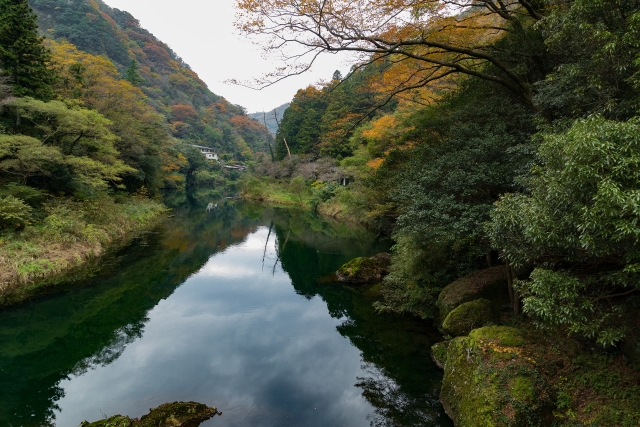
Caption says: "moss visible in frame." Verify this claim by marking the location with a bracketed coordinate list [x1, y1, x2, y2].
[79, 401, 220, 427]
[442, 299, 493, 337]
[511, 376, 535, 402]
[437, 266, 509, 323]
[431, 341, 450, 370]
[336, 253, 391, 285]
[440, 326, 552, 427]
[469, 325, 525, 348]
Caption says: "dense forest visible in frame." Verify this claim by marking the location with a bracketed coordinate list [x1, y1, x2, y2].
[237, 1, 640, 424]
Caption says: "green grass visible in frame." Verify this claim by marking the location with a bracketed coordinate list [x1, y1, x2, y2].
[0, 195, 166, 306]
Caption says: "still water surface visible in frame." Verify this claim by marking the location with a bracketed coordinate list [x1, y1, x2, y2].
[0, 199, 452, 427]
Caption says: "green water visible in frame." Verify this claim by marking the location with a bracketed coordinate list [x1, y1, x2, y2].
[0, 197, 453, 427]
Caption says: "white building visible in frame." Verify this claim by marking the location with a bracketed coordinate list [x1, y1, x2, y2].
[190, 144, 219, 161]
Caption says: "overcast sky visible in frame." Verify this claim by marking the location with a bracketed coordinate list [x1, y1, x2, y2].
[102, 0, 351, 113]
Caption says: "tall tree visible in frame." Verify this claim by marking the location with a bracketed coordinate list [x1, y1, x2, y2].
[0, 0, 56, 99]
[234, 0, 550, 107]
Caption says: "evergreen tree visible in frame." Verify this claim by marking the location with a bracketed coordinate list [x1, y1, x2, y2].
[124, 59, 144, 85]
[0, 0, 56, 99]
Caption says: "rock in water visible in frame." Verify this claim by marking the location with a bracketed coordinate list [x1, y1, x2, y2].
[79, 401, 221, 427]
[335, 252, 391, 285]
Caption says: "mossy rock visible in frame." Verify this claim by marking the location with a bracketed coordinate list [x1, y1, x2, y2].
[336, 252, 391, 285]
[440, 326, 552, 427]
[431, 341, 450, 370]
[442, 299, 493, 337]
[469, 325, 525, 347]
[79, 401, 220, 427]
[437, 266, 509, 323]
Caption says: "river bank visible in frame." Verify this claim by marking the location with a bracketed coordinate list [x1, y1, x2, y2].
[239, 175, 365, 226]
[0, 195, 166, 307]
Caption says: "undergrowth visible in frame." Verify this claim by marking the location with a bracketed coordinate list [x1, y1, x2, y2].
[0, 194, 165, 305]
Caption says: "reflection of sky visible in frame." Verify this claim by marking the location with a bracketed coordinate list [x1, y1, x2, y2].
[53, 227, 374, 427]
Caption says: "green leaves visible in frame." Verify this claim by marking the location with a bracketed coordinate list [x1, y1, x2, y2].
[1, 97, 134, 194]
[489, 115, 640, 345]
[0, 0, 56, 99]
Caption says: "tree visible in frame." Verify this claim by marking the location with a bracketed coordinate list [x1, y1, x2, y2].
[289, 175, 306, 203]
[235, 0, 550, 107]
[124, 60, 144, 86]
[534, 0, 640, 120]
[3, 97, 134, 194]
[487, 115, 640, 346]
[0, 0, 56, 99]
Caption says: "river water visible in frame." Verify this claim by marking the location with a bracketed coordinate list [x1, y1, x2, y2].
[0, 197, 452, 427]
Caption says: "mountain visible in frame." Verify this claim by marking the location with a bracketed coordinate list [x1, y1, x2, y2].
[29, 0, 272, 158]
[248, 103, 289, 135]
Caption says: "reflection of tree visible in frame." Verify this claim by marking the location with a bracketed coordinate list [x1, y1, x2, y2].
[271, 209, 451, 426]
[357, 363, 449, 427]
[0, 195, 263, 427]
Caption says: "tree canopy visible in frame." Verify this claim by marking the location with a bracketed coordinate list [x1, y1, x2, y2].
[0, 0, 56, 99]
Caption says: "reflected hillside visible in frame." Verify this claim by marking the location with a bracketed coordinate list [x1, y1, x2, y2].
[0, 198, 451, 427]
[273, 218, 452, 427]
[0, 197, 261, 427]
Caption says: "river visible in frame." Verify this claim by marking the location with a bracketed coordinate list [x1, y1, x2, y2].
[0, 195, 453, 427]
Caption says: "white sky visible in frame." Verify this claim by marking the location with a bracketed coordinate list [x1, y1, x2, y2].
[102, 0, 351, 113]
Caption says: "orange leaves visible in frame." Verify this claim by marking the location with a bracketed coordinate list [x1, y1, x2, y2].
[170, 104, 198, 122]
[143, 42, 171, 63]
[234, 0, 538, 104]
[367, 157, 385, 170]
[230, 115, 262, 132]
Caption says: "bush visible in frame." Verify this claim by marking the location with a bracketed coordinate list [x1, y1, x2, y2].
[0, 195, 32, 230]
[488, 115, 640, 346]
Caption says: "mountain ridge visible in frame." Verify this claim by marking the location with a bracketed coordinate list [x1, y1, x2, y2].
[29, 0, 272, 158]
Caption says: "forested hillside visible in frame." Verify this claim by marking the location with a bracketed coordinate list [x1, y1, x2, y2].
[238, 1, 640, 423]
[0, 0, 271, 301]
[29, 0, 271, 161]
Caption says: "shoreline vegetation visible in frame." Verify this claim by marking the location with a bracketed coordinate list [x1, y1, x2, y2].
[0, 195, 166, 307]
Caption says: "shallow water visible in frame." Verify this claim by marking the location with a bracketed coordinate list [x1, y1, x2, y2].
[0, 199, 453, 427]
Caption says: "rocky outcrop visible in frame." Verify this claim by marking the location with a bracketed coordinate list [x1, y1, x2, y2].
[437, 266, 509, 323]
[335, 252, 391, 285]
[440, 326, 552, 427]
[79, 402, 221, 427]
[442, 299, 493, 337]
[431, 341, 450, 370]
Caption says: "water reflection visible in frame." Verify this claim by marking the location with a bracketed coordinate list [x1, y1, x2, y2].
[0, 194, 452, 427]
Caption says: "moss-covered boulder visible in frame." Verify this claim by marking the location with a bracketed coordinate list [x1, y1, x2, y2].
[336, 252, 391, 285]
[431, 341, 450, 370]
[440, 326, 552, 427]
[79, 401, 221, 427]
[442, 299, 493, 337]
[437, 266, 509, 323]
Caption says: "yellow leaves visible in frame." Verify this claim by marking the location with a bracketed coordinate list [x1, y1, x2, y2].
[362, 114, 400, 140]
[367, 157, 385, 169]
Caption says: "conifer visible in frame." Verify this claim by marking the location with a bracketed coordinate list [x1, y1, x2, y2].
[0, 0, 56, 99]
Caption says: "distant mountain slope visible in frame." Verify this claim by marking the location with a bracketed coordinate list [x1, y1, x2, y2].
[29, 0, 271, 158]
[248, 103, 289, 134]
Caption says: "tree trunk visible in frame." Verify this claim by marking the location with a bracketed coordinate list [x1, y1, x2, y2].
[506, 261, 521, 315]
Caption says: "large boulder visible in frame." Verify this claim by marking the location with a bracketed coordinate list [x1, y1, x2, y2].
[442, 299, 493, 337]
[437, 266, 509, 323]
[335, 252, 391, 285]
[440, 326, 552, 427]
[79, 402, 221, 427]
